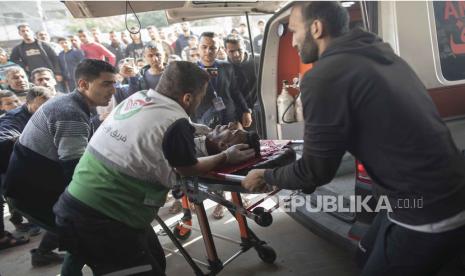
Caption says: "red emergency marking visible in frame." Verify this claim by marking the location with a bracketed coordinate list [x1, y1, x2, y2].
[444, 1, 465, 20]
[450, 34, 465, 54]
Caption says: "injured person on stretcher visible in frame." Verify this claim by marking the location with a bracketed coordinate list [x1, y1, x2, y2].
[170, 121, 261, 235]
[52, 61, 257, 276]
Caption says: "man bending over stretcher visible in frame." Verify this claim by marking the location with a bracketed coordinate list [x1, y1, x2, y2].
[53, 61, 255, 276]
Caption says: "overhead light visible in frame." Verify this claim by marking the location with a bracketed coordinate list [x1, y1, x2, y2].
[341, 1, 355, 8]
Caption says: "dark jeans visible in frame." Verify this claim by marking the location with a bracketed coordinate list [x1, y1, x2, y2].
[357, 211, 465, 276]
[6, 198, 84, 275]
[55, 192, 166, 276]
[38, 231, 59, 252]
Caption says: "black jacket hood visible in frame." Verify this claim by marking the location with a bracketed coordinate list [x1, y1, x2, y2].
[321, 28, 395, 64]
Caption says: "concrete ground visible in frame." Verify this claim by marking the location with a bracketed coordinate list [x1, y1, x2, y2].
[1, 195, 360, 276]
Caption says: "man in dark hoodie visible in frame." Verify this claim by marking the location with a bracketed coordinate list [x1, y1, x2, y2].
[242, 2, 465, 275]
[224, 34, 260, 117]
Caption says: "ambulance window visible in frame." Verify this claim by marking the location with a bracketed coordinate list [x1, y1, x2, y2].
[343, 1, 378, 34]
[236, 15, 272, 55]
[186, 15, 271, 56]
[345, 1, 364, 29]
[433, 1, 465, 81]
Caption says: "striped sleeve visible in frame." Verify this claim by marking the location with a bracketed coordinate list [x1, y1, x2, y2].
[52, 120, 90, 161]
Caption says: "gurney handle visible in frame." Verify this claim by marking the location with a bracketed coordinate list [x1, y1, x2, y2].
[211, 173, 245, 183]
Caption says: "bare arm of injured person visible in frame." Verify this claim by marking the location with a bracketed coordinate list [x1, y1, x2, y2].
[174, 122, 255, 176]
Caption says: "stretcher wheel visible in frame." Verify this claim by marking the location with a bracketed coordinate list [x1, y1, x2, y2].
[173, 225, 192, 241]
[253, 207, 273, 227]
[255, 245, 277, 264]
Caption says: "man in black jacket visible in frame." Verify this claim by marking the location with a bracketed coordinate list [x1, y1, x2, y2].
[243, 2, 465, 275]
[108, 31, 126, 65]
[224, 35, 260, 119]
[11, 24, 62, 80]
[195, 32, 251, 129]
[195, 32, 253, 219]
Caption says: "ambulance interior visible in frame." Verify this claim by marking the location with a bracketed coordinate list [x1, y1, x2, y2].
[258, 2, 367, 176]
[259, 1, 366, 141]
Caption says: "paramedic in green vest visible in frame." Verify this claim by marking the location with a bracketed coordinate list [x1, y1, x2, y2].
[53, 61, 255, 276]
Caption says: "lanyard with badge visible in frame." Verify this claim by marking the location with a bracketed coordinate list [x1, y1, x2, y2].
[198, 61, 226, 111]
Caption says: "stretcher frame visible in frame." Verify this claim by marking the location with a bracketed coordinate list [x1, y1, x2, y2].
[155, 174, 280, 276]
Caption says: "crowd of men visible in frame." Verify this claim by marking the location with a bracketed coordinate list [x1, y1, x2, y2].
[2, 2, 465, 276]
[0, 19, 262, 271]
[0, 20, 265, 94]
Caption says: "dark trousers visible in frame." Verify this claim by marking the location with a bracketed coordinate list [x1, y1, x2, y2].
[58, 217, 166, 276]
[38, 231, 59, 252]
[55, 192, 166, 276]
[357, 211, 465, 276]
[6, 198, 84, 275]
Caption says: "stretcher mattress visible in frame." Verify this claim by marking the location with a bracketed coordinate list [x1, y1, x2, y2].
[190, 140, 296, 192]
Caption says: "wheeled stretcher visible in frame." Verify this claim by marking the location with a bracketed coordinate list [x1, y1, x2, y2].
[154, 140, 297, 276]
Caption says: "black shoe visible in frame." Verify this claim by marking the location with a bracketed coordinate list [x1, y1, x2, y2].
[31, 248, 65, 267]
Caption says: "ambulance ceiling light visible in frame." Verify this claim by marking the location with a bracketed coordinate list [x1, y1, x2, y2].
[341, 1, 355, 8]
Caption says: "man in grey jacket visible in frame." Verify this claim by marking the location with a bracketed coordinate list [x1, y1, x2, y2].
[3, 59, 116, 272]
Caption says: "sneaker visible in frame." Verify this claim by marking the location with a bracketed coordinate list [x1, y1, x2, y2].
[173, 220, 192, 240]
[0, 231, 29, 251]
[212, 204, 225, 220]
[169, 199, 182, 214]
[13, 223, 41, 237]
[31, 249, 65, 267]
